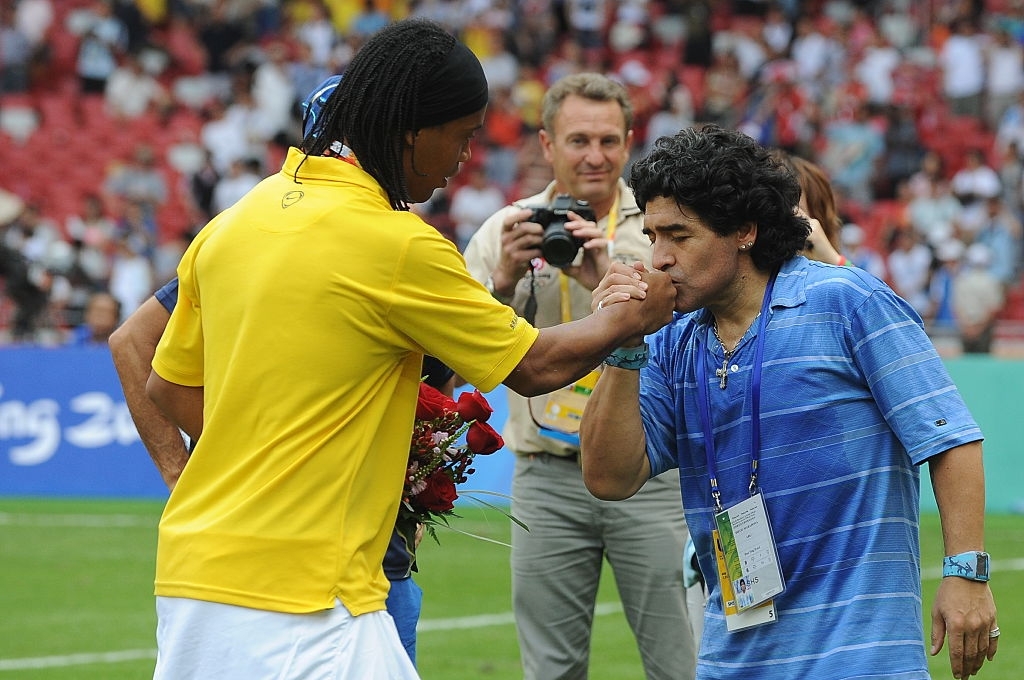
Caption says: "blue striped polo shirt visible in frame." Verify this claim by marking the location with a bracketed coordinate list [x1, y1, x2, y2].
[641, 256, 982, 679]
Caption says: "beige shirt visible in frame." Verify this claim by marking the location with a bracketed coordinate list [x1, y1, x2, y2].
[952, 269, 1004, 326]
[463, 179, 651, 456]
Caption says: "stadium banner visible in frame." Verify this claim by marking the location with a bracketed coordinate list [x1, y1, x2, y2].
[0, 347, 1020, 514]
[0, 347, 514, 501]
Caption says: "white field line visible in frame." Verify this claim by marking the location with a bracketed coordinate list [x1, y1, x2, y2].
[1, 508, 1021, 672]
[417, 602, 623, 632]
[0, 649, 157, 671]
[0, 602, 624, 672]
[0, 512, 157, 527]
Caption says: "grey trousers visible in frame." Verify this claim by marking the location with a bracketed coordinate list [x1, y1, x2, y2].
[511, 453, 698, 680]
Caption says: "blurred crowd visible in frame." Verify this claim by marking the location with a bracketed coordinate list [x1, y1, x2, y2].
[1, 0, 1023, 352]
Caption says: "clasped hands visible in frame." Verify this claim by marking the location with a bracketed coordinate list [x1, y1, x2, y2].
[593, 261, 675, 344]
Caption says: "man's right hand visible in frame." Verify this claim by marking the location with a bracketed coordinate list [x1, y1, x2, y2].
[638, 268, 675, 335]
[593, 262, 675, 344]
[490, 208, 542, 296]
[592, 261, 648, 311]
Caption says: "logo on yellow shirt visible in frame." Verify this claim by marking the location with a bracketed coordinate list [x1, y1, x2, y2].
[282, 191, 304, 208]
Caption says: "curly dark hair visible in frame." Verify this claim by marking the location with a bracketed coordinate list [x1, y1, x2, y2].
[629, 125, 809, 272]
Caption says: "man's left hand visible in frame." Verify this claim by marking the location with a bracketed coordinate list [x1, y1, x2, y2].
[931, 577, 998, 678]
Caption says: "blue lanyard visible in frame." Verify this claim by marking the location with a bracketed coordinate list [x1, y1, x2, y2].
[695, 271, 777, 512]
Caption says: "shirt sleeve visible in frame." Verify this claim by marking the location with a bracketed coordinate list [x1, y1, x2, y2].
[389, 229, 538, 394]
[847, 286, 983, 464]
[152, 244, 205, 387]
[154, 278, 179, 314]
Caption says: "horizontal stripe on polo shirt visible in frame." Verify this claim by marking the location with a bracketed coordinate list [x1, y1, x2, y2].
[640, 257, 980, 679]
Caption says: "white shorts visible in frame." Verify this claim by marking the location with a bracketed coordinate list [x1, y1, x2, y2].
[153, 596, 420, 680]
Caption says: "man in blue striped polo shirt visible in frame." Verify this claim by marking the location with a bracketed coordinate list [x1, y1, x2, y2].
[581, 125, 999, 679]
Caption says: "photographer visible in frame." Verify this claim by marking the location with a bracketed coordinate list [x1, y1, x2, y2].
[463, 72, 697, 680]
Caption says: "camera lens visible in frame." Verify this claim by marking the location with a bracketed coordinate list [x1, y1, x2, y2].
[542, 229, 580, 267]
[530, 195, 588, 267]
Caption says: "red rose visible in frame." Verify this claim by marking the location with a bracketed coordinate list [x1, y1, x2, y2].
[467, 421, 503, 454]
[415, 471, 458, 512]
[416, 383, 456, 420]
[456, 389, 493, 423]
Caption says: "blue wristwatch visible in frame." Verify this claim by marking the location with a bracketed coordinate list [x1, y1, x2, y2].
[604, 343, 648, 370]
[942, 551, 990, 582]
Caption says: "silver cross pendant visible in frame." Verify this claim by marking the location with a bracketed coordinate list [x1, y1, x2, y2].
[715, 358, 729, 389]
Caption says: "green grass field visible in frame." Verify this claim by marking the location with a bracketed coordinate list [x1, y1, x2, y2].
[0, 499, 1020, 679]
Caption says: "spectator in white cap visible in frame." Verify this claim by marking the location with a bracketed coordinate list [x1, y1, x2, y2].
[928, 238, 965, 333]
[953, 243, 1005, 353]
[841, 222, 887, 280]
[971, 195, 1022, 288]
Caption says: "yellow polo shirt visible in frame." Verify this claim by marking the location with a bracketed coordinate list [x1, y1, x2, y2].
[152, 148, 537, 615]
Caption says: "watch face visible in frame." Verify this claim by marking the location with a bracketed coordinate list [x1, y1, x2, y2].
[976, 553, 989, 577]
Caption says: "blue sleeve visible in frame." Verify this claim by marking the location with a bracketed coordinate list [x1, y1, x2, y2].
[848, 286, 983, 464]
[154, 278, 179, 314]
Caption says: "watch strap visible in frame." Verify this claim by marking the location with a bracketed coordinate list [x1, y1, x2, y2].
[942, 551, 990, 582]
[604, 343, 649, 370]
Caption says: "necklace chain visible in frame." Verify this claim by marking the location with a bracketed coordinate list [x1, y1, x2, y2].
[712, 312, 761, 358]
[711, 320, 734, 358]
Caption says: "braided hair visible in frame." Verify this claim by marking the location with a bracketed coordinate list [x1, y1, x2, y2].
[303, 20, 457, 211]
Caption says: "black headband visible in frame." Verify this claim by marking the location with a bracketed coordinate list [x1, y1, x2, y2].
[414, 41, 489, 129]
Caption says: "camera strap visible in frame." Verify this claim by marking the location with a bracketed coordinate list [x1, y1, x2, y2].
[529, 191, 622, 445]
[605, 192, 620, 244]
[523, 265, 538, 325]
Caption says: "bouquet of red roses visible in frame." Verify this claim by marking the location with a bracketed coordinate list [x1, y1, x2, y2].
[399, 382, 505, 541]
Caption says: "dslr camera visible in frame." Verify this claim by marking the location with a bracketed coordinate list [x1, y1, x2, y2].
[528, 194, 595, 268]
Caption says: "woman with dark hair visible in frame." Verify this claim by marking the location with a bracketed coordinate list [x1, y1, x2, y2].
[770, 148, 846, 264]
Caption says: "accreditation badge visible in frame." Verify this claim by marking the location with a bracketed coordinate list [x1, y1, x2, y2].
[713, 492, 786, 613]
[713, 527, 778, 631]
[534, 369, 601, 447]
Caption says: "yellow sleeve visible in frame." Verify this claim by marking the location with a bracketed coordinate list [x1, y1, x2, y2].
[151, 239, 206, 387]
[389, 228, 538, 393]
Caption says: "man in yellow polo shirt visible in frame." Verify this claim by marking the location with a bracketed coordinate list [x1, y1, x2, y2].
[144, 19, 676, 680]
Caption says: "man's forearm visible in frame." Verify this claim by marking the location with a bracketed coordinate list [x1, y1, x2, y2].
[109, 299, 189, 490]
[116, 356, 189, 489]
[579, 366, 650, 500]
[927, 439, 998, 678]
[146, 372, 204, 443]
[505, 306, 642, 395]
[504, 271, 675, 397]
[929, 441, 987, 553]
